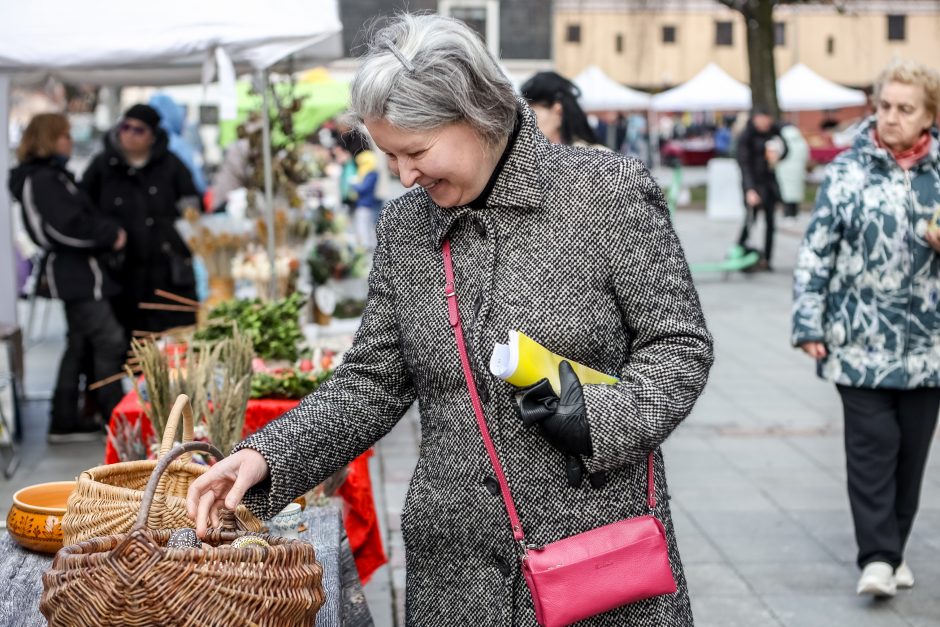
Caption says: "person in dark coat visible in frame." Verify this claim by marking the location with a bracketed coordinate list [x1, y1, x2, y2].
[735, 106, 788, 269]
[8, 113, 127, 442]
[81, 104, 201, 339]
[188, 15, 713, 625]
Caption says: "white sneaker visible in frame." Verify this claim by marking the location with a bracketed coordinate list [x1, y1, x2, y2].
[895, 562, 914, 589]
[857, 561, 896, 597]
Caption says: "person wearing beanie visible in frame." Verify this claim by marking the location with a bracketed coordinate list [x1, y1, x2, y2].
[81, 104, 203, 342]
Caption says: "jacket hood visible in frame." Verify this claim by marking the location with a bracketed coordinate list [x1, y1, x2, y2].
[148, 93, 185, 135]
[853, 115, 940, 166]
[8, 157, 62, 201]
[103, 122, 170, 165]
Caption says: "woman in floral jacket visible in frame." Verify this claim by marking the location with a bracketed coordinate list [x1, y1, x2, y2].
[792, 59, 940, 599]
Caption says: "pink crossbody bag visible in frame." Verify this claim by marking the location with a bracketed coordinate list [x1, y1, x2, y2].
[442, 240, 677, 626]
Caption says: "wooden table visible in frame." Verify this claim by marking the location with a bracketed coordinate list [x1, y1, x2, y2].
[0, 505, 372, 626]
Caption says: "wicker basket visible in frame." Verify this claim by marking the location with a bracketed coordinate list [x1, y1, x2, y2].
[41, 441, 325, 626]
[62, 395, 261, 544]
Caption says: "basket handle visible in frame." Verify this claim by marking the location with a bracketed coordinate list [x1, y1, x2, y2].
[158, 394, 195, 462]
[134, 441, 231, 532]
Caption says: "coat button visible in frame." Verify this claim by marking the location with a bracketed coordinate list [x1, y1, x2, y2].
[109, 157, 118, 166]
[114, 197, 123, 206]
[473, 219, 487, 238]
[145, 217, 154, 227]
[127, 167, 136, 175]
[482, 476, 500, 496]
[149, 186, 158, 195]
[493, 553, 511, 577]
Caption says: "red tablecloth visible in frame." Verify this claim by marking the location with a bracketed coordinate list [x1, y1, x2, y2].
[809, 145, 849, 164]
[105, 392, 387, 583]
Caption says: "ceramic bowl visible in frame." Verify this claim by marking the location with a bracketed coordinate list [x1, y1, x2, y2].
[6, 481, 76, 554]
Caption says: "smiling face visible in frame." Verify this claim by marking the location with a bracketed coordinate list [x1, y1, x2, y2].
[876, 81, 935, 152]
[365, 118, 500, 208]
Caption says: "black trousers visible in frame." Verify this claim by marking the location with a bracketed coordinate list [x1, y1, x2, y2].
[837, 385, 940, 569]
[737, 183, 779, 264]
[51, 300, 126, 432]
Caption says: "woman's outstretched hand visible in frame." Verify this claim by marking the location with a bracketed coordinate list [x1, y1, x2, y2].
[186, 448, 270, 538]
[800, 341, 828, 360]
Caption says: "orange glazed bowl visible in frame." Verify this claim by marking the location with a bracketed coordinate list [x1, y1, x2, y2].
[6, 481, 76, 554]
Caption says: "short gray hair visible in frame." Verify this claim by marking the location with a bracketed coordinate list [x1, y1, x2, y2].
[874, 58, 940, 119]
[349, 14, 518, 148]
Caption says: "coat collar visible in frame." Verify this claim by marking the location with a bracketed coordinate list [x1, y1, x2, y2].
[854, 115, 940, 170]
[427, 99, 549, 249]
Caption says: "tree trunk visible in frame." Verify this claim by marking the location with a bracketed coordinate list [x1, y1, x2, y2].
[745, 0, 781, 117]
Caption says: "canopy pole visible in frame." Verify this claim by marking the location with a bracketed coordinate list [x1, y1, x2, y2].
[0, 74, 17, 326]
[258, 69, 278, 301]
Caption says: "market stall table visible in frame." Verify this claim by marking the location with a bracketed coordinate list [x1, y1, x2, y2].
[0, 504, 372, 626]
[105, 392, 387, 583]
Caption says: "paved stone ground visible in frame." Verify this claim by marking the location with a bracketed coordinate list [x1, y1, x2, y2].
[3, 200, 938, 627]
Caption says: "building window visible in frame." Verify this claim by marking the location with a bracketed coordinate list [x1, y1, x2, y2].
[826, 36, 835, 56]
[451, 6, 487, 42]
[774, 22, 786, 47]
[438, 1, 500, 56]
[887, 15, 906, 41]
[566, 23, 581, 43]
[662, 25, 677, 44]
[715, 21, 733, 47]
[615, 33, 623, 53]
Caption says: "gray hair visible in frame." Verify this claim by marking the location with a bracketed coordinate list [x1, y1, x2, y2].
[349, 14, 518, 148]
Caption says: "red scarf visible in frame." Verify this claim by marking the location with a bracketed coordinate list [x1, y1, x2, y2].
[874, 130, 932, 171]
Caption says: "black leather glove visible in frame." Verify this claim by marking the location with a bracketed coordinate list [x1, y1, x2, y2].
[515, 361, 596, 487]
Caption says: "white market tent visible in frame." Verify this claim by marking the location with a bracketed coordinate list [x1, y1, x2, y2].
[573, 65, 651, 112]
[0, 0, 343, 325]
[652, 63, 752, 112]
[778, 63, 868, 111]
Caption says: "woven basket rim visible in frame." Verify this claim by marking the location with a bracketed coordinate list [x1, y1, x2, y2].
[55, 529, 318, 561]
[80, 458, 204, 483]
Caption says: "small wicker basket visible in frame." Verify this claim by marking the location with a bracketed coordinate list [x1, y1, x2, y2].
[63, 395, 261, 544]
[41, 441, 325, 626]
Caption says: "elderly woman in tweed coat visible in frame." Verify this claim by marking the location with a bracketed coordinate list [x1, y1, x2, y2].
[188, 14, 712, 625]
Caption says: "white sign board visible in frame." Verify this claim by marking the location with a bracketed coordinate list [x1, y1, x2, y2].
[706, 158, 746, 221]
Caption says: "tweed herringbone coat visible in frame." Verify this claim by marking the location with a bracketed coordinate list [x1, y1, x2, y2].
[235, 104, 714, 625]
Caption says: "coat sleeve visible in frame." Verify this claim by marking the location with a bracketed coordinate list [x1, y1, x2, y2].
[791, 161, 848, 346]
[232, 220, 417, 519]
[736, 128, 756, 191]
[775, 123, 790, 161]
[580, 160, 714, 475]
[28, 170, 120, 252]
[79, 156, 103, 204]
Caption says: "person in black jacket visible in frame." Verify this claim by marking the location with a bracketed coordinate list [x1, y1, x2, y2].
[9, 113, 127, 442]
[735, 107, 788, 270]
[81, 104, 201, 340]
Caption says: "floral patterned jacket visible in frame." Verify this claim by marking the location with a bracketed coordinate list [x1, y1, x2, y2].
[792, 117, 940, 389]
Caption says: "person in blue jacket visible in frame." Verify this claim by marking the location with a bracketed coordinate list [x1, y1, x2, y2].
[149, 93, 207, 195]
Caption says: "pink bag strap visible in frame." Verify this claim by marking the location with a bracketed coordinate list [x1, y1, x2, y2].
[441, 240, 656, 546]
